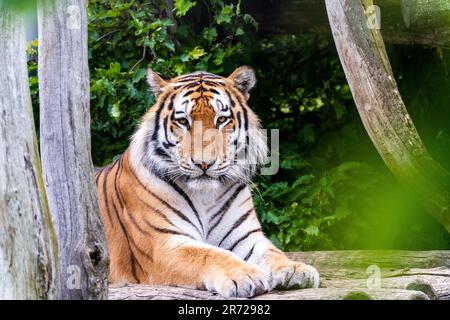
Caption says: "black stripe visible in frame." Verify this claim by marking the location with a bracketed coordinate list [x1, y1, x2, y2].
[163, 116, 176, 148]
[134, 190, 188, 234]
[144, 218, 190, 237]
[209, 184, 245, 222]
[106, 159, 139, 280]
[206, 182, 237, 212]
[126, 210, 154, 237]
[216, 100, 225, 111]
[155, 146, 170, 158]
[244, 243, 256, 261]
[203, 75, 223, 79]
[180, 82, 201, 89]
[129, 167, 203, 236]
[113, 156, 126, 210]
[175, 76, 201, 82]
[151, 93, 175, 142]
[163, 142, 175, 149]
[228, 228, 261, 251]
[233, 111, 242, 152]
[202, 80, 220, 87]
[183, 89, 196, 97]
[207, 87, 220, 95]
[208, 184, 246, 236]
[163, 178, 204, 234]
[167, 95, 175, 110]
[217, 208, 253, 247]
[237, 196, 251, 208]
[127, 232, 154, 262]
[117, 193, 154, 264]
[151, 101, 164, 142]
[242, 106, 249, 159]
[225, 89, 236, 107]
[101, 162, 116, 226]
[95, 171, 101, 185]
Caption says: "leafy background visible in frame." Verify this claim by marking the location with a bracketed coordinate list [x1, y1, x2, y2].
[28, 0, 450, 251]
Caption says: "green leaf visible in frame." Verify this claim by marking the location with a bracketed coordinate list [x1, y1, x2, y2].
[110, 102, 121, 120]
[132, 68, 147, 83]
[189, 47, 206, 60]
[216, 4, 234, 25]
[106, 62, 121, 77]
[243, 14, 258, 30]
[174, 63, 186, 75]
[180, 53, 190, 62]
[203, 27, 218, 43]
[235, 27, 244, 36]
[174, 0, 196, 17]
[304, 225, 319, 236]
[164, 41, 176, 52]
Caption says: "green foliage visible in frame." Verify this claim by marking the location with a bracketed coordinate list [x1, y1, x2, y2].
[1, 0, 38, 11]
[254, 162, 379, 251]
[86, 0, 256, 165]
[27, 0, 450, 251]
[174, 0, 196, 17]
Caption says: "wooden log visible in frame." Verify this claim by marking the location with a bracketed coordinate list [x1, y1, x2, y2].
[0, 6, 59, 299]
[109, 284, 236, 301]
[109, 250, 449, 300]
[243, 0, 450, 48]
[109, 284, 430, 300]
[286, 250, 450, 270]
[257, 288, 430, 300]
[38, 0, 109, 299]
[324, 0, 450, 232]
[321, 267, 450, 300]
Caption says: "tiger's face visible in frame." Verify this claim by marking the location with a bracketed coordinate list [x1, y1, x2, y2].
[131, 66, 267, 190]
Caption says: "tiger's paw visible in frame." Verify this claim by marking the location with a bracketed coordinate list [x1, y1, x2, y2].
[207, 263, 273, 298]
[271, 261, 320, 289]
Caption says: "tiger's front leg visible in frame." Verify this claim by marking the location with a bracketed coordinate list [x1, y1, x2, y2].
[154, 236, 273, 297]
[219, 203, 320, 290]
[259, 243, 320, 289]
[240, 237, 320, 290]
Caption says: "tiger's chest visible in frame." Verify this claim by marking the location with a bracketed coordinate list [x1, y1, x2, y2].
[181, 185, 258, 247]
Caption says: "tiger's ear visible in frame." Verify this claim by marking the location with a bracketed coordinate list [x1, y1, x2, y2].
[147, 68, 168, 98]
[227, 66, 256, 99]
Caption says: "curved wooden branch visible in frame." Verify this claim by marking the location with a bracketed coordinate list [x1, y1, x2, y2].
[325, 0, 450, 232]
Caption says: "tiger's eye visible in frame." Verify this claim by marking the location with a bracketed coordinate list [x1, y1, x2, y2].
[217, 116, 227, 124]
[177, 118, 188, 125]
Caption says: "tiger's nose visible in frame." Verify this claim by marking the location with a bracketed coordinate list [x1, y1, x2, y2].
[193, 159, 215, 171]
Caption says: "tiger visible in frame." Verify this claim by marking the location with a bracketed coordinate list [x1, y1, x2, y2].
[95, 66, 320, 297]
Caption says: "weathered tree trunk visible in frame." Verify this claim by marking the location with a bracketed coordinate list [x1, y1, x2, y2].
[0, 6, 59, 299]
[38, 0, 109, 299]
[324, 0, 450, 232]
[244, 0, 450, 48]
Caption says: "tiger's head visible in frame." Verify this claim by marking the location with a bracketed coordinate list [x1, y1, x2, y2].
[130, 66, 267, 190]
